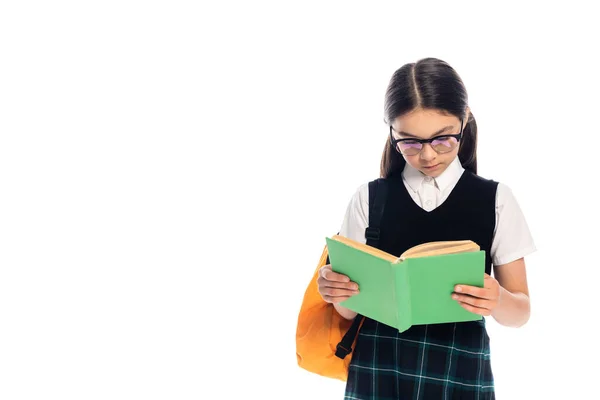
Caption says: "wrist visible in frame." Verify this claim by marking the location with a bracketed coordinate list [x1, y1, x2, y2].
[333, 303, 357, 320]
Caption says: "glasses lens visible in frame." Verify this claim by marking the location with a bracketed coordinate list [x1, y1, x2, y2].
[397, 140, 422, 156]
[431, 136, 458, 153]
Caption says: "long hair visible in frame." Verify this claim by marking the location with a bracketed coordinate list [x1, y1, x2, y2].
[380, 58, 478, 178]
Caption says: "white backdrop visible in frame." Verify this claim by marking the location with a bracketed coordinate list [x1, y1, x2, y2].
[1, 1, 598, 399]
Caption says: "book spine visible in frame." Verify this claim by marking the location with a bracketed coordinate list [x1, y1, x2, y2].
[395, 261, 412, 333]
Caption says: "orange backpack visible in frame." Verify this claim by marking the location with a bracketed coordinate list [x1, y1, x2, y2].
[294, 245, 363, 381]
[295, 179, 388, 381]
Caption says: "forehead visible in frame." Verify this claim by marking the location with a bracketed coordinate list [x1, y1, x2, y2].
[392, 109, 460, 138]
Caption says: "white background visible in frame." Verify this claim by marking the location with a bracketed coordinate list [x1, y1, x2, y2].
[1, 1, 598, 399]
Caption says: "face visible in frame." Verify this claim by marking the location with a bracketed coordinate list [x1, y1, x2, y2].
[390, 108, 465, 178]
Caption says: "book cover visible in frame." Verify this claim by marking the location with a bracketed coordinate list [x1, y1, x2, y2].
[325, 236, 484, 332]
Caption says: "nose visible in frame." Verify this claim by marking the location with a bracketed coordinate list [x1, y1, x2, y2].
[419, 143, 436, 161]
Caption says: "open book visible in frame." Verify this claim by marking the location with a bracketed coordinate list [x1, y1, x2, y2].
[325, 235, 485, 333]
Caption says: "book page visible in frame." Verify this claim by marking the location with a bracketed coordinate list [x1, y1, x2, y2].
[398, 240, 479, 261]
[331, 235, 398, 263]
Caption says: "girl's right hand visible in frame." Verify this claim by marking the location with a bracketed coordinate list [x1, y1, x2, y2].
[317, 264, 360, 304]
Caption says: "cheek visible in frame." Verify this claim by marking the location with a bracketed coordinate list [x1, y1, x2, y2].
[440, 148, 459, 161]
[449, 147, 462, 160]
[440, 153, 461, 171]
[403, 155, 422, 168]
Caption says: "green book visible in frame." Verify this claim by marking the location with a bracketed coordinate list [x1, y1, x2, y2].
[325, 235, 485, 333]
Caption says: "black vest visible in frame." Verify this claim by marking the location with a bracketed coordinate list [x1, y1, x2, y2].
[379, 170, 498, 275]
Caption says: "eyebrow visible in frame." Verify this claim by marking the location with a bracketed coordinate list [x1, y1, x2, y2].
[394, 125, 455, 139]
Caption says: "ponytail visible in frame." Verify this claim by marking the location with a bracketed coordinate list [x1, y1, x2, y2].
[458, 110, 477, 175]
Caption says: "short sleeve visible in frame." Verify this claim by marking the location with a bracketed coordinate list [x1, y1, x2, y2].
[491, 183, 537, 266]
[338, 183, 370, 244]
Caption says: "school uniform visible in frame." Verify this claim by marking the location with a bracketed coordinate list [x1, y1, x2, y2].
[338, 157, 536, 400]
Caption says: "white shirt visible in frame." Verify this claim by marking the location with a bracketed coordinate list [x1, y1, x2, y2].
[338, 157, 536, 266]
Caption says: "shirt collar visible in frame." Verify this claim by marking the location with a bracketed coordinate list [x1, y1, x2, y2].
[402, 156, 464, 192]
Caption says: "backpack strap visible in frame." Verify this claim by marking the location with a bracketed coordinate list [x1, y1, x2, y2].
[335, 178, 388, 359]
[365, 179, 387, 248]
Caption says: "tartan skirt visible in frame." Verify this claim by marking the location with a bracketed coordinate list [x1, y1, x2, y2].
[344, 317, 495, 400]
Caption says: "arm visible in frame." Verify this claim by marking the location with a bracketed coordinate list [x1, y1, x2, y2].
[491, 258, 530, 327]
[452, 182, 534, 327]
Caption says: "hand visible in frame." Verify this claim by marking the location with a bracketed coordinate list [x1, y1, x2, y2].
[452, 273, 501, 316]
[317, 264, 360, 304]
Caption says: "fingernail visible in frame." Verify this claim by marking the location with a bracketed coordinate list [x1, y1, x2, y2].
[452, 294, 458, 300]
[352, 284, 358, 290]
[455, 286, 462, 292]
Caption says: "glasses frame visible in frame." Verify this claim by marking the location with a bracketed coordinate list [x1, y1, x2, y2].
[389, 118, 464, 156]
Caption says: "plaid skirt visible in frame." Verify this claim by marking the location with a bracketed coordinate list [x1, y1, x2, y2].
[345, 317, 494, 400]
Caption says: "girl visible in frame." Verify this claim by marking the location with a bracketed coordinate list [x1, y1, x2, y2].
[317, 58, 535, 399]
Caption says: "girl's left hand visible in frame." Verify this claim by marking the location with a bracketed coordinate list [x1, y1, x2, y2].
[452, 273, 501, 316]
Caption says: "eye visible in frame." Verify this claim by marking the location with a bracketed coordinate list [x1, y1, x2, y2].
[431, 135, 459, 152]
[431, 136, 456, 144]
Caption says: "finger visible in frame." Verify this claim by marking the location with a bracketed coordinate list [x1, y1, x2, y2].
[452, 293, 491, 310]
[322, 295, 354, 304]
[318, 276, 359, 291]
[457, 301, 491, 316]
[454, 284, 495, 300]
[319, 264, 332, 277]
[322, 268, 351, 283]
[321, 287, 359, 298]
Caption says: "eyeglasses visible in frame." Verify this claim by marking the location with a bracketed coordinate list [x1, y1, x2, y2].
[389, 119, 463, 156]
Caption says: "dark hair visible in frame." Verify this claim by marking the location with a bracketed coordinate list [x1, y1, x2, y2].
[380, 58, 478, 178]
